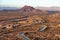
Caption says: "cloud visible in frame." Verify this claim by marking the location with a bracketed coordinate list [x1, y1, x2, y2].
[0, 0, 60, 7]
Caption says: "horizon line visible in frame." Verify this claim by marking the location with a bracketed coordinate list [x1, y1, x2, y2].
[0, 5, 60, 8]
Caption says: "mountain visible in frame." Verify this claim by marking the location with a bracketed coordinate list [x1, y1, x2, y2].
[0, 7, 20, 10]
[36, 7, 60, 11]
[19, 6, 48, 14]
[0, 6, 48, 16]
[19, 6, 35, 12]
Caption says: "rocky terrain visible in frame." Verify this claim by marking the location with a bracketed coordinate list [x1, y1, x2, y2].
[0, 6, 60, 40]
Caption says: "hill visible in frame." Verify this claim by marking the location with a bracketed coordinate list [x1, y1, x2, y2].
[0, 6, 48, 16]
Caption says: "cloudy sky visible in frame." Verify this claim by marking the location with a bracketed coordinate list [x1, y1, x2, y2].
[0, 0, 60, 7]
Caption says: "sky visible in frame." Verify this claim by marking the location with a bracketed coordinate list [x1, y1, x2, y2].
[0, 0, 60, 7]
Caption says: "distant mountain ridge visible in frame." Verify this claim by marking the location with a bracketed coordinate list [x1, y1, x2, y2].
[0, 6, 48, 16]
[36, 7, 60, 11]
[0, 7, 20, 10]
[0, 6, 60, 11]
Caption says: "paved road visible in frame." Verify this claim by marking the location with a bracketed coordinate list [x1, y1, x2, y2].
[38, 25, 47, 32]
[19, 32, 29, 40]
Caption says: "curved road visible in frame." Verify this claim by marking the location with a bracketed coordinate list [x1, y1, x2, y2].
[19, 32, 29, 40]
[19, 25, 48, 40]
[38, 25, 47, 32]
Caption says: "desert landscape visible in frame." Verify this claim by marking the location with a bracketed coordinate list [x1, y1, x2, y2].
[0, 6, 60, 40]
